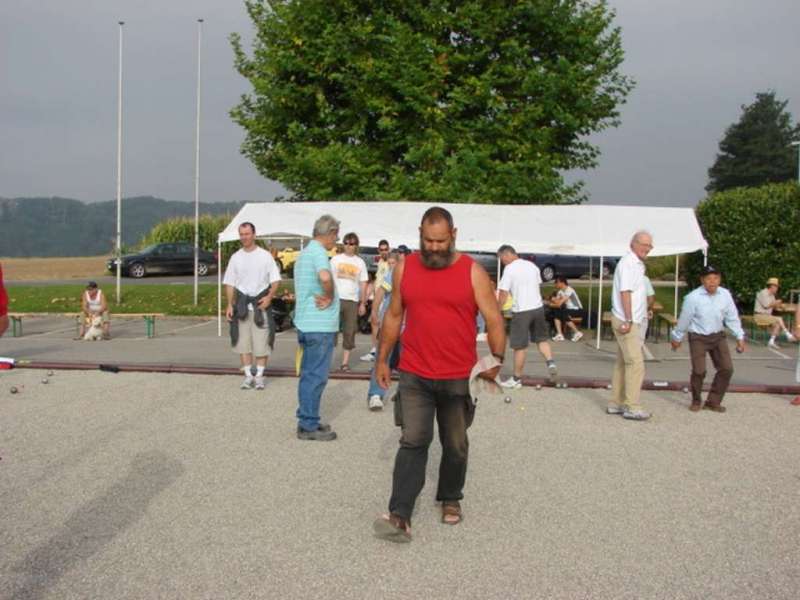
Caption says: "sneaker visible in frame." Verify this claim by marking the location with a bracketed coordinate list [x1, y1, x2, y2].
[360, 351, 376, 362]
[296, 423, 332, 433]
[254, 376, 266, 390]
[476, 332, 488, 342]
[547, 361, 558, 382]
[500, 376, 522, 390]
[571, 331, 583, 342]
[785, 332, 797, 342]
[297, 428, 337, 441]
[368, 395, 384, 411]
[622, 409, 651, 421]
[767, 340, 780, 350]
[551, 334, 565, 341]
[240, 376, 255, 390]
[606, 404, 625, 415]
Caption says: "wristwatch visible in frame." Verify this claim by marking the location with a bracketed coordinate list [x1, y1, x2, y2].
[492, 352, 505, 364]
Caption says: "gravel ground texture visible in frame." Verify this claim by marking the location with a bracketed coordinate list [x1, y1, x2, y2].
[1, 369, 798, 600]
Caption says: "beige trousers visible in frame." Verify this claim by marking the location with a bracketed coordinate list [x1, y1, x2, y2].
[610, 315, 645, 412]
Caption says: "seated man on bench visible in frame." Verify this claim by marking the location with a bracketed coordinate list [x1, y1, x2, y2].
[548, 276, 584, 342]
[78, 281, 111, 340]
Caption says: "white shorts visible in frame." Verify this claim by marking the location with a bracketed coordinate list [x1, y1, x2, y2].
[232, 310, 271, 357]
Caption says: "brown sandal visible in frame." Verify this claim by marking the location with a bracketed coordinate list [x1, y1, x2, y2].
[373, 513, 412, 542]
[441, 501, 463, 525]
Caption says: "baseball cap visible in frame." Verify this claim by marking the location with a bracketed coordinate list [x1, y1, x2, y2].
[396, 244, 412, 255]
[700, 265, 720, 276]
[86, 281, 98, 289]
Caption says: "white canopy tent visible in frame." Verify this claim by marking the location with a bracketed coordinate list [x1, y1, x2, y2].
[216, 202, 708, 343]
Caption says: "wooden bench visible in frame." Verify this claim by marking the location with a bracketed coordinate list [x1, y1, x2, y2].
[655, 313, 677, 342]
[8, 312, 165, 338]
[740, 315, 771, 343]
[601, 311, 613, 339]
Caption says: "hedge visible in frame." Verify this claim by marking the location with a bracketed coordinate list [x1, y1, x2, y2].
[687, 181, 800, 309]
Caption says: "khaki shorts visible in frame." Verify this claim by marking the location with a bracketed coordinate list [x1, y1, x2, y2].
[232, 310, 271, 357]
[753, 314, 780, 327]
[338, 299, 359, 350]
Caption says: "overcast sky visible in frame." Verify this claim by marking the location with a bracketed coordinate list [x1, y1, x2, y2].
[1, 0, 798, 207]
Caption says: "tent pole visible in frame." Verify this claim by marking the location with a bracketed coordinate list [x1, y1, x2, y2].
[217, 240, 222, 337]
[596, 255, 604, 350]
[673, 255, 679, 316]
[703, 248, 708, 267]
[587, 258, 593, 329]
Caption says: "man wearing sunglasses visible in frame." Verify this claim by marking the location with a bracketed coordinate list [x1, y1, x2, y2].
[330, 232, 369, 371]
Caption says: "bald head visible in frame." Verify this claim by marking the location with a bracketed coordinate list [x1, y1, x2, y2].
[630, 230, 653, 260]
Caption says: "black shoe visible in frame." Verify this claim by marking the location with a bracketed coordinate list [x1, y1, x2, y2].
[296, 423, 331, 433]
[297, 428, 337, 441]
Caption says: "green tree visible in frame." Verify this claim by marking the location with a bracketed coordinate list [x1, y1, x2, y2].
[707, 91, 800, 193]
[231, 0, 633, 204]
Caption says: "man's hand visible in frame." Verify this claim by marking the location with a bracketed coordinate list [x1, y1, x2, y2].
[225, 304, 233, 322]
[670, 340, 681, 351]
[358, 302, 367, 317]
[314, 294, 333, 309]
[618, 321, 631, 334]
[736, 339, 746, 353]
[257, 296, 272, 311]
[478, 365, 501, 382]
[376, 360, 392, 389]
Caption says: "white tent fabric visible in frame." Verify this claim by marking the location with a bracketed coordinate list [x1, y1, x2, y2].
[218, 202, 707, 258]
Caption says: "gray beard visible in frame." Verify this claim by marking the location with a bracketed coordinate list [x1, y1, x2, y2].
[419, 245, 455, 269]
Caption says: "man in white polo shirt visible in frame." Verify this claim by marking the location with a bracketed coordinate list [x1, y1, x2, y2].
[496, 245, 558, 389]
[608, 230, 653, 420]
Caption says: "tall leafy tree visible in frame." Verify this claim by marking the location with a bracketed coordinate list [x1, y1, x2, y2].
[707, 91, 800, 193]
[231, 0, 633, 204]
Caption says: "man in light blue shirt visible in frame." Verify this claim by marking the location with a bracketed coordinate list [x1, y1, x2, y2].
[671, 265, 745, 413]
[294, 214, 340, 440]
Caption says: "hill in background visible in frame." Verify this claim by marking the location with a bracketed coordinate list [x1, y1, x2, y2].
[0, 196, 243, 257]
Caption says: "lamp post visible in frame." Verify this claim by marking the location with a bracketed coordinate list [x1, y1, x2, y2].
[115, 21, 124, 304]
[193, 18, 204, 306]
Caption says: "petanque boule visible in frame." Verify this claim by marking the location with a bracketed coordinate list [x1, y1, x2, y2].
[10, 386, 18, 394]
[535, 384, 542, 391]
[682, 387, 689, 394]
[41, 378, 49, 385]
[47, 370, 54, 377]
[504, 396, 512, 404]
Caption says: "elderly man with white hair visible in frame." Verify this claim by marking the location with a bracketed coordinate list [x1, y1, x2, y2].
[293, 214, 341, 441]
[607, 230, 654, 421]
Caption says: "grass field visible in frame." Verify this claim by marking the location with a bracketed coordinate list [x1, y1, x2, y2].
[6, 281, 686, 318]
[1, 256, 109, 280]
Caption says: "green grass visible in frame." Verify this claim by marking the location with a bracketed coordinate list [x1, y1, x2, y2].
[7, 282, 295, 316]
[540, 284, 688, 316]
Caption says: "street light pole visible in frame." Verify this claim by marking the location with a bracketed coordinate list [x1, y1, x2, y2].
[193, 18, 204, 306]
[115, 21, 124, 304]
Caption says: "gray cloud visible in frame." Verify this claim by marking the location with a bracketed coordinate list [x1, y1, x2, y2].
[1, 0, 798, 207]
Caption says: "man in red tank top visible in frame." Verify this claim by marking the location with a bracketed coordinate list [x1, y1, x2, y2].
[372, 207, 507, 542]
[0, 263, 8, 337]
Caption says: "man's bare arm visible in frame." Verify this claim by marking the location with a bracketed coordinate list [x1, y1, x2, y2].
[377, 262, 404, 364]
[472, 263, 506, 359]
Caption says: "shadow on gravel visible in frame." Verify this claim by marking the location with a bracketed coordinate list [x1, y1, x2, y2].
[9, 451, 184, 600]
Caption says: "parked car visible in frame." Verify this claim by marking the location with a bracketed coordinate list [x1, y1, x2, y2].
[107, 243, 217, 278]
[470, 252, 617, 282]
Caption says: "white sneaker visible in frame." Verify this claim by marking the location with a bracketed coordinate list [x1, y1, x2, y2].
[623, 409, 651, 421]
[606, 404, 625, 415]
[476, 332, 488, 342]
[551, 334, 565, 341]
[785, 332, 797, 342]
[571, 331, 583, 342]
[240, 376, 255, 390]
[500, 376, 522, 390]
[254, 376, 266, 390]
[368, 395, 384, 411]
[360, 351, 376, 362]
[767, 340, 780, 350]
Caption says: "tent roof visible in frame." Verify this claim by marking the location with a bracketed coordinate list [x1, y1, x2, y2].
[218, 202, 707, 257]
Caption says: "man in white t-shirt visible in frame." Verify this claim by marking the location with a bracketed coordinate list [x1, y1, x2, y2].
[223, 222, 281, 391]
[330, 232, 369, 370]
[548, 276, 584, 342]
[496, 245, 558, 389]
[608, 230, 653, 421]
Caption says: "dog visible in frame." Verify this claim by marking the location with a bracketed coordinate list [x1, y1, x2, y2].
[83, 315, 104, 341]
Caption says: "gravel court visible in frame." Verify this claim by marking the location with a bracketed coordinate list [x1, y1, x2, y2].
[1, 369, 799, 599]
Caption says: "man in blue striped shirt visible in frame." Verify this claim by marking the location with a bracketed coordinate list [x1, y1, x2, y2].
[671, 265, 745, 413]
[294, 214, 341, 441]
